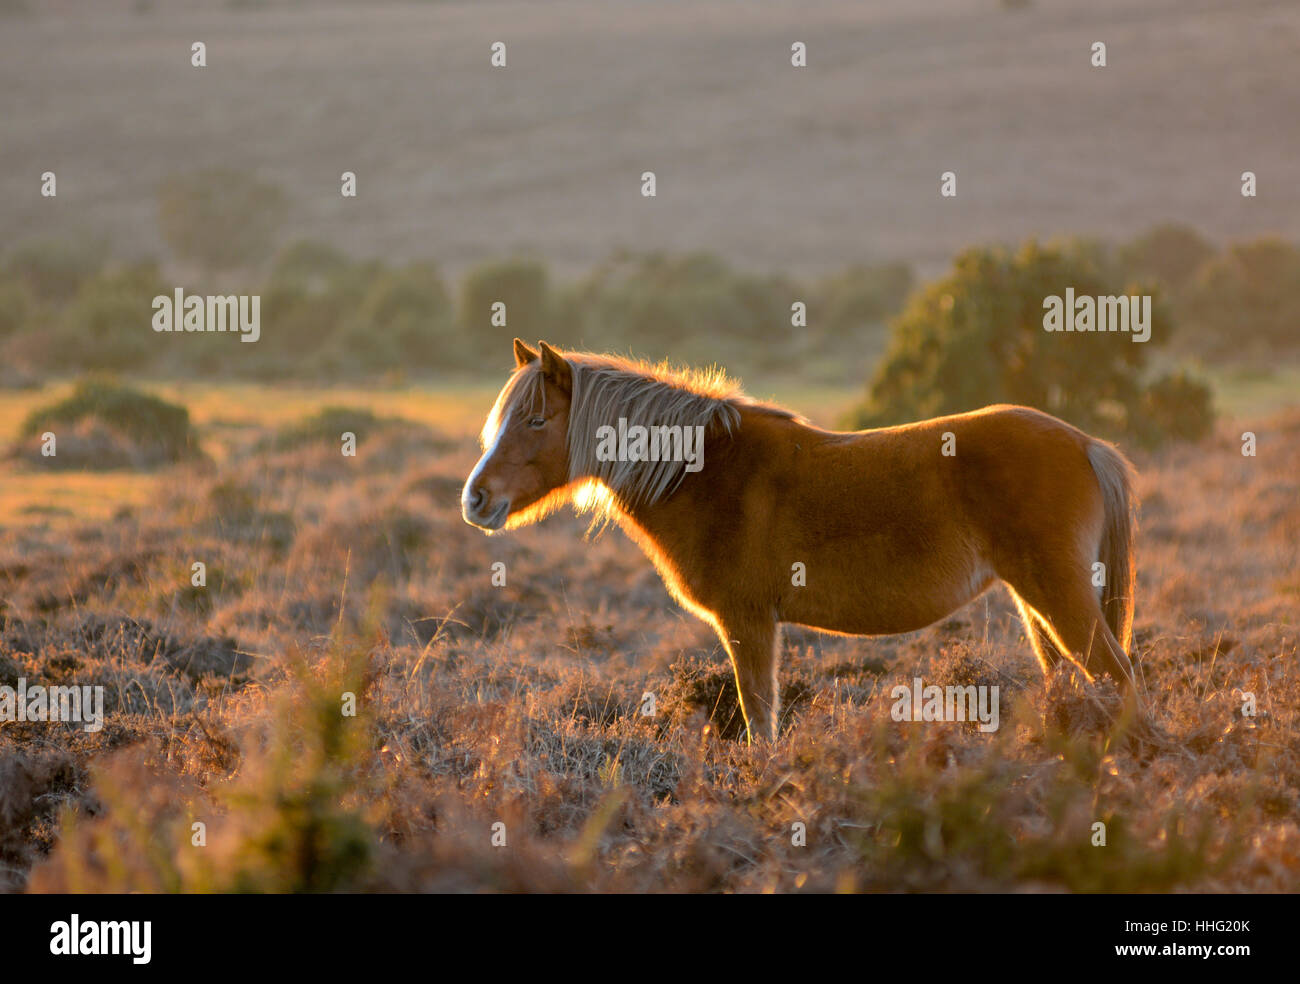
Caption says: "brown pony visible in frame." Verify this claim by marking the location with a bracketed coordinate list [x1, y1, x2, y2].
[463, 339, 1140, 743]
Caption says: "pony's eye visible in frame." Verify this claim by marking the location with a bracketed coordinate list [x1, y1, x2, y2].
[528, 416, 546, 429]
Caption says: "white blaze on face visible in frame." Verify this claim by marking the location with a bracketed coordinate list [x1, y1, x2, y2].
[463, 419, 505, 512]
[462, 379, 520, 513]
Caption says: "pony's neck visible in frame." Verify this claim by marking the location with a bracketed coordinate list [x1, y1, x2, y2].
[601, 408, 761, 556]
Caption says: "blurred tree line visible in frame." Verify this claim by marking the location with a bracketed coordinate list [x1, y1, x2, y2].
[0, 165, 1290, 447]
[7, 221, 1286, 384]
[0, 168, 901, 382]
[0, 242, 913, 383]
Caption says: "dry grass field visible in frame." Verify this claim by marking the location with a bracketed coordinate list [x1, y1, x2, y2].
[1, 377, 1297, 893]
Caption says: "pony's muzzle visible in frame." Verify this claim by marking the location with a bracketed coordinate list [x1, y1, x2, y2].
[462, 485, 509, 531]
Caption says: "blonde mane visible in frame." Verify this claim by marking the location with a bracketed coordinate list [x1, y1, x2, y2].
[484, 351, 800, 514]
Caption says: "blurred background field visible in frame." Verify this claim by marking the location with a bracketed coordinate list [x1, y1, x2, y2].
[4, 0, 1299, 278]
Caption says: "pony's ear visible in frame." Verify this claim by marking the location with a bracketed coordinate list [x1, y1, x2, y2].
[513, 337, 538, 367]
[538, 341, 572, 395]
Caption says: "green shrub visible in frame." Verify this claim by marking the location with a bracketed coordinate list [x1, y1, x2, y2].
[254, 282, 349, 371]
[237, 249, 375, 375]
[265, 405, 393, 451]
[1119, 224, 1215, 291]
[1182, 237, 1300, 356]
[269, 240, 354, 293]
[849, 704, 1237, 892]
[20, 378, 201, 468]
[34, 638, 376, 893]
[221, 644, 375, 892]
[844, 239, 1211, 446]
[814, 261, 914, 336]
[1137, 369, 1216, 444]
[0, 278, 35, 338]
[459, 257, 551, 356]
[331, 263, 453, 371]
[558, 251, 799, 368]
[52, 264, 165, 372]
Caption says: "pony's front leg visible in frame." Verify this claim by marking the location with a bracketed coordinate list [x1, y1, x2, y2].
[716, 617, 781, 744]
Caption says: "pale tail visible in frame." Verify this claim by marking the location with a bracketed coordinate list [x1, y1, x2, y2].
[1086, 440, 1137, 653]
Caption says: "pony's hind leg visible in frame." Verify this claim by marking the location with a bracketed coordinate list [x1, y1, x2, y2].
[715, 617, 781, 744]
[1009, 572, 1137, 690]
[1009, 588, 1067, 675]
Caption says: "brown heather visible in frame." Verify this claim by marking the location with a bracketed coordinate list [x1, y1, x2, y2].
[0, 404, 1297, 893]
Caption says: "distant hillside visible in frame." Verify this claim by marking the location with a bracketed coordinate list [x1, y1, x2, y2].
[2, 0, 1297, 278]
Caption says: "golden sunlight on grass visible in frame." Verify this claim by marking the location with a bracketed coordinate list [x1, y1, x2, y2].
[0, 378, 857, 530]
[2, 376, 1296, 892]
[0, 471, 159, 529]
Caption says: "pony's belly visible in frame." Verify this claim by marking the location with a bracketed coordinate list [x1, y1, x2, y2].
[779, 562, 995, 637]
[785, 608, 951, 638]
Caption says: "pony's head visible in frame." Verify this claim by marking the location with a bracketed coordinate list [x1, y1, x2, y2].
[462, 339, 573, 532]
[464, 339, 767, 533]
